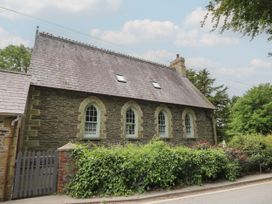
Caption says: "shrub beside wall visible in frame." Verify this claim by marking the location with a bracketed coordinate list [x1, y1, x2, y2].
[66, 141, 239, 198]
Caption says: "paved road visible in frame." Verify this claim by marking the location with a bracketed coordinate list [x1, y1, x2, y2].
[147, 181, 272, 204]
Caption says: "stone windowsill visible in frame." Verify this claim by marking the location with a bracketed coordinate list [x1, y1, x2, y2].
[159, 136, 171, 140]
[81, 137, 103, 141]
[125, 136, 140, 141]
[185, 137, 197, 140]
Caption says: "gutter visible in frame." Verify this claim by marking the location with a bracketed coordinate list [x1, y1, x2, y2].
[2, 115, 22, 200]
[11, 115, 20, 126]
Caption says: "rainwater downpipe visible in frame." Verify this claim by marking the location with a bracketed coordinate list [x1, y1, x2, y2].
[3, 115, 21, 200]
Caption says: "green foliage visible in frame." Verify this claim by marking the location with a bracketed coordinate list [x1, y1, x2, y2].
[228, 134, 272, 173]
[264, 135, 272, 146]
[203, 0, 272, 41]
[186, 68, 231, 141]
[0, 45, 31, 72]
[229, 134, 271, 151]
[66, 141, 238, 198]
[229, 83, 272, 135]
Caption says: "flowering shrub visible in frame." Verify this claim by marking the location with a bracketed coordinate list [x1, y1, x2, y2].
[228, 134, 272, 173]
[191, 140, 213, 150]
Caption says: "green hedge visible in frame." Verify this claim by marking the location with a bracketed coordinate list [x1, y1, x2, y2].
[66, 141, 239, 198]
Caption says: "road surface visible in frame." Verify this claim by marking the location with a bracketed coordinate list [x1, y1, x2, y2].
[147, 181, 272, 204]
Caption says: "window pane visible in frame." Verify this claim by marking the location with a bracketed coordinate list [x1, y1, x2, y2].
[85, 105, 98, 136]
[185, 114, 192, 136]
[158, 111, 166, 136]
[152, 81, 161, 89]
[116, 74, 127, 83]
[126, 108, 136, 136]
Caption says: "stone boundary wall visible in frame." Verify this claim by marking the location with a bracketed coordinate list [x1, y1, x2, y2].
[57, 143, 77, 193]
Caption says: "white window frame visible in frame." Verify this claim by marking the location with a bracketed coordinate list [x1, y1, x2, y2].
[84, 104, 100, 139]
[158, 111, 169, 138]
[125, 107, 138, 138]
[184, 113, 194, 138]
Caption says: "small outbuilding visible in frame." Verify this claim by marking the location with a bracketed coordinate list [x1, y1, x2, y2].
[0, 70, 30, 200]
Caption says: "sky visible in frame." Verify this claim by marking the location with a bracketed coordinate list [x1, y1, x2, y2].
[0, 0, 271, 96]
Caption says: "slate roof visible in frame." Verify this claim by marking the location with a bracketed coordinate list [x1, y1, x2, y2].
[0, 70, 31, 115]
[29, 32, 215, 109]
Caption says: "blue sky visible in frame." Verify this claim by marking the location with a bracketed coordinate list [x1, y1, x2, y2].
[0, 0, 271, 96]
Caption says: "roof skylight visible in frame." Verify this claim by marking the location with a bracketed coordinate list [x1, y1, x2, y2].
[152, 81, 161, 89]
[116, 74, 127, 83]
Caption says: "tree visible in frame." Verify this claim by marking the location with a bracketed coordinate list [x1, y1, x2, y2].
[203, 0, 272, 41]
[229, 83, 272, 135]
[0, 45, 31, 72]
[230, 95, 240, 106]
[187, 68, 231, 141]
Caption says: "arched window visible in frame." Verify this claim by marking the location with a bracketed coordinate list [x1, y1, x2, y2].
[121, 101, 143, 139]
[182, 109, 197, 138]
[185, 113, 194, 138]
[154, 105, 172, 138]
[85, 105, 100, 138]
[125, 108, 138, 137]
[77, 96, 106, 139]
[158, 111, 168, 137]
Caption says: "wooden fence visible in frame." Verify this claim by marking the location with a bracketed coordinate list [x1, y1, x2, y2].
[12, 150, 58, 199]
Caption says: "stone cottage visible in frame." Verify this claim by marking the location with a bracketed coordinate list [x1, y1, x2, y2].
[1, 31, 216, 153]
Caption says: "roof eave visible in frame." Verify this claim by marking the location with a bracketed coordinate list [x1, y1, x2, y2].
[0, 112, 24, 116]
[31, 84, 215, 110]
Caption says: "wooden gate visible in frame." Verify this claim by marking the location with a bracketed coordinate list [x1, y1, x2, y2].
[12, 150, 58, 199]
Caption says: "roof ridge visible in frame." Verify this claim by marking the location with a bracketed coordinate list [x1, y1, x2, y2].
[0, 68, 31, 76]
[38, 32, 172, 70]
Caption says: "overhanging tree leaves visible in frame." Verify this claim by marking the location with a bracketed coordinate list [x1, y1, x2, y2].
[187, 68, 231, 141]
[203, 0, 272, 41]
[229, 83, 272, 135]
[0, 45, 31, 72]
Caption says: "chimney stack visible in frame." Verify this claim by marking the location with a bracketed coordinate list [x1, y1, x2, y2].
[170, 54, 186, 77]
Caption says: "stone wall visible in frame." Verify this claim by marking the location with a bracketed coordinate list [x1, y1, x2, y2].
[22, 86, 215, 151]
[0, 116, 17, 201]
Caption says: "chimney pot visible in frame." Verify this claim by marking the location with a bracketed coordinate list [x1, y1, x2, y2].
[170, 54, 186, 77]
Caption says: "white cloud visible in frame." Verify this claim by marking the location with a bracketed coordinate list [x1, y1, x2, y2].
[0, 27, 28, 48]
[186, 57, 215, 69]
[91, 28, 138, 45]
[91, 19, 178, 45]
[137, 50, 175, 64]
[214, 59, 272, 78]
[174, 30, 199, 47]
[200, 33, 238, 46]
[175, 7, 238, 47]
[250, 58, 272, 68]
[90, 8, 238, 47]
[0, 0, 121, 18]
[175, 30, 238, 47]
[184, 7, 206, 28]
[122, 19, 178, 38]
[184, 56, 272, 96]
[184, 7, 225, 30]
